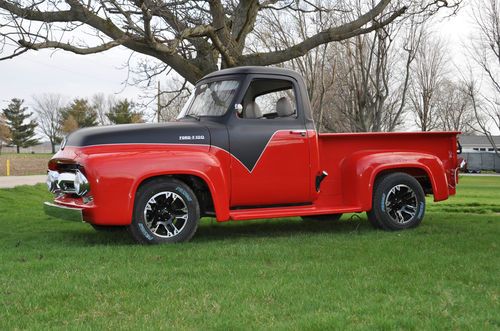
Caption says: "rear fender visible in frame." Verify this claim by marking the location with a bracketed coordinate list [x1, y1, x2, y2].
[340, 151, 449, 210]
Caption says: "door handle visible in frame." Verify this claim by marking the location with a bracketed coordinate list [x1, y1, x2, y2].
[289, 130, 307, 137]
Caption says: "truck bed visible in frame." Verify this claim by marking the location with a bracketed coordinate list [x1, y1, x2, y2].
[316, 131, 460, 210]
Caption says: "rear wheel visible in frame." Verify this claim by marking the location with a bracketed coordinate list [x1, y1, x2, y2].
[301, 214, 342, 222]
[367, 173, 425, 231]
[128, 178, 200, 244]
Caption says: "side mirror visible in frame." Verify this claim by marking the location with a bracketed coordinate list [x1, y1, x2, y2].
[235, 103, 243, 116]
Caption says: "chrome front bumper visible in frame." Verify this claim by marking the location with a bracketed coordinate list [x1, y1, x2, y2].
[44, 202, 83, 222]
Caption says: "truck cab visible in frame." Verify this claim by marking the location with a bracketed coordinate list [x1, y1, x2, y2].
[45, 67, 462, 244]
[184, 67, 318, 207]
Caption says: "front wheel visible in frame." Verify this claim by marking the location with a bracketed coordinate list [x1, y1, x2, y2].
[128, 178, 200, 244]
[367, 173, 425, 231]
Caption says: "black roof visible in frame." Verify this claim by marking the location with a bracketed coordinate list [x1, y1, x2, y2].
[200, 66, 303, 83]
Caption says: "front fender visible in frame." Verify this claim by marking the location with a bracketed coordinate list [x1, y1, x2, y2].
[80, 145, 230, 225]
[340, 151, 449, 211]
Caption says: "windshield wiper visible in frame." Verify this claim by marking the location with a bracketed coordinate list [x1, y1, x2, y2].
[184, 113, 200, 121]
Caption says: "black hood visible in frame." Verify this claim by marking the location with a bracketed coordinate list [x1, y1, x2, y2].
[65, 122, 210, 148]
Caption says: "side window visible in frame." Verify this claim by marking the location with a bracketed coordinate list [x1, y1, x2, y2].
[240, 79, 297, 119]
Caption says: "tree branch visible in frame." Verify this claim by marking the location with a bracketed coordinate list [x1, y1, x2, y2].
[241, 1, 407, 66]
[18, 39, 122, 54]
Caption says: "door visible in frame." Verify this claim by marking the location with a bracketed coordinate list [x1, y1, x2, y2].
[228, 77, 311, 207]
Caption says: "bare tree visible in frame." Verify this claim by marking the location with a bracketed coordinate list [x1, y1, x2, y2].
[159, 80, 192, 122]
[0, 0, 460, 84]
[466, 0, 500, 152]
[470, 0, 500, 93]
[33, 93, 66, 153]
[252, 1, 339, 132]
[333, 21, 420, 132]
[317, 18, 423, 132]
[435, 79, 475, 133]
[410, 33, 448, 131]
[465, 77, 500, 150]
[251, 1, 428, 133]
[92, 93, 117, 126]
[383, 18, 424, 131]
[335, 31, 392, 132]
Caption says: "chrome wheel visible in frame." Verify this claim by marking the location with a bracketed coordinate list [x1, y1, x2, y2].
[384, 184, 417, 224]
[143, 191, 189, 238]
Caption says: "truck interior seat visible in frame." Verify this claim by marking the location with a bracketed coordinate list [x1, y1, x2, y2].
[244, 102, 262, 119]
[276, 97, 294, 117]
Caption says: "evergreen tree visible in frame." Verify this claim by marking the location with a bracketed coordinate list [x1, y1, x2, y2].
[2, 99, 38, 153]
[60, 99, 98, 133]
[0, 113, 12, 155]
[107, 99, 143, 124]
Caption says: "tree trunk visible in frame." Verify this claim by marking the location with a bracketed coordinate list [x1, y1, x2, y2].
[16, 145, 20, 153]
[50, 140, 56, 154]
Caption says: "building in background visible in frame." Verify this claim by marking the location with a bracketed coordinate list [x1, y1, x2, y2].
[459, 135, 500, 153]
[459, 135, 500, 173]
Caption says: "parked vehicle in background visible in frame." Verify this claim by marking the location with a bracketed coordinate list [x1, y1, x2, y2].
[44, 67, 463, 244]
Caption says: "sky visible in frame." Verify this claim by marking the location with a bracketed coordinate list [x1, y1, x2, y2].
[0, 47, 143, 109]
[0, 2, 492, 132]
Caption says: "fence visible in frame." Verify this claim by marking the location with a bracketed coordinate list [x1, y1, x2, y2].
[0, 142, 54, 154]
[461, 152, 500, 172]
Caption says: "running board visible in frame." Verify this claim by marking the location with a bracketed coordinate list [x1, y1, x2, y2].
[229, 204, 362, 221]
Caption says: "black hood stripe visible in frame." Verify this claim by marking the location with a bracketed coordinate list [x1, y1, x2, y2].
[65, 122, 210, 147]
[64, 122, 307, 173]
[73, 130, 299, 173]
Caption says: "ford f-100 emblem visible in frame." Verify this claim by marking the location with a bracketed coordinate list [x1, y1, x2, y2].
[179, 135, 205, 141]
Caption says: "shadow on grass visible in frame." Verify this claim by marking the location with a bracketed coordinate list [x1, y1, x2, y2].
[194, 216, 373, 242]
[58, 228, 135, 246]
[60, 215, 375, 246]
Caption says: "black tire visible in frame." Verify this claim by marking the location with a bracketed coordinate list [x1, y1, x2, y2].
[367, 172, 425, 231]
[301, 214, 342, 222]
[91, 224, 126, 232]
[128, 178, 200, 244]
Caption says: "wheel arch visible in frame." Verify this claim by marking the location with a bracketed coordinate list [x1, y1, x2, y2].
[129, 170, 230, 223]
[373, 167, 434, 196]
[366, 163, 447, 210]
[341, 151, 449, 211]
[135, 174, 214, 216]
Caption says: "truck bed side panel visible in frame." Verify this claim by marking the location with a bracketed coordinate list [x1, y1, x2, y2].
[317, 132, 459, 211]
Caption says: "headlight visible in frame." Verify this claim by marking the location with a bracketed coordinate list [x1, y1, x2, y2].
[74, 170, 90, 196]
[46, 170, 60, 193]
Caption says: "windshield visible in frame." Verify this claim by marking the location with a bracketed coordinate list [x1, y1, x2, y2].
[177, 80, 240, 119]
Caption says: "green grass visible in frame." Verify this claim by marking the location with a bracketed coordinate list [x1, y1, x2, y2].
[0, 177, 499, 330]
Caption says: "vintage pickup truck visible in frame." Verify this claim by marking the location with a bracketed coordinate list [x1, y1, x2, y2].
[44, 66, 462, 244]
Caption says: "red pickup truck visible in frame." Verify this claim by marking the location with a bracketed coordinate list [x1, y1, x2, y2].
[44, 67, 462, 244]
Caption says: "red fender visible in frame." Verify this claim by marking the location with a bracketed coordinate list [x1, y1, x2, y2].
[340, 151, 449, 211]
[68, 144, 230, 225]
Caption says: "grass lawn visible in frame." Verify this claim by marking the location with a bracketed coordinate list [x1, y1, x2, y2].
[0, 176, 499, 330]
[0, 153, 52, 176]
